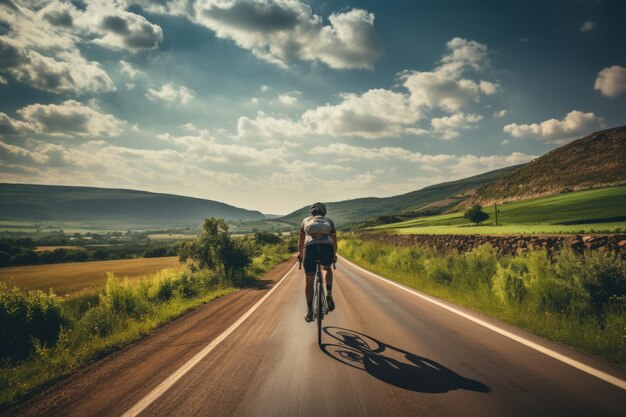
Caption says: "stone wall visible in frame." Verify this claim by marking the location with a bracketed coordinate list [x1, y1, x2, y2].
[355, 233, 626, 258]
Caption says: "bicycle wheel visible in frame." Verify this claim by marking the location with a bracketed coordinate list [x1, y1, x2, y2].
[316, 268, 323, 346]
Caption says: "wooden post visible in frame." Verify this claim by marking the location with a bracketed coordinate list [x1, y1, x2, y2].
[495, 203, 499, 226]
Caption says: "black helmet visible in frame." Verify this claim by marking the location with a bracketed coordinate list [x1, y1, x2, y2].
[310, 202, 327, 216]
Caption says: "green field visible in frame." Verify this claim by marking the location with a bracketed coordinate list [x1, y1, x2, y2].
[371, 186, 626, 235]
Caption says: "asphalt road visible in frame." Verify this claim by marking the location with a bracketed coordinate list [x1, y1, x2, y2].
[4, 257, 625, 417]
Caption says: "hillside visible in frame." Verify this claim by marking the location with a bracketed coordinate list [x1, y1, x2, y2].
[370, 186, 626, 235]
[0, 184, 264, 228]
[460, 126, 626, 208]
[276, 165, 523, 227]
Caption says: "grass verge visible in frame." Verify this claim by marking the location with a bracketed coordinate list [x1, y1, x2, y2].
[339, 236, 626, 368]
[0, 243, 292, 407]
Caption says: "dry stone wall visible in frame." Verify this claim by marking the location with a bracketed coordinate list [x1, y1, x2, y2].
[356, 233, 626, 258]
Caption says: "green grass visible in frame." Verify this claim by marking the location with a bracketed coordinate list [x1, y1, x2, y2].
[339, 237, 626, 368]
[390, 222, 626, 235]
[0, 244, 292, 407]
[371, 186, 626, 234]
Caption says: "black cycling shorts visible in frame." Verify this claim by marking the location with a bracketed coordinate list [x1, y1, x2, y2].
[303, 243, 334, 274]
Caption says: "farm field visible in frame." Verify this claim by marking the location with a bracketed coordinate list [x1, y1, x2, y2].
[371, 186, 626, 234]
[0, 256, 181, 295]
[35, 246, 84, 252]
[148, 233, 197, 240]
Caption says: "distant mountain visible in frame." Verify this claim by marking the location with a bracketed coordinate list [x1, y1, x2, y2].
[0, 184, 264, 228]
[460, 126, 626, 208]
[277, 165, 523, 228]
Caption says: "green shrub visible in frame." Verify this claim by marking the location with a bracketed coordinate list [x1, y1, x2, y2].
[464, 244, 498, 287]
[492, 263, 527, 304]
[98, 274, 148, 319]
[431, 265, 453, 284]
[155, 278, 174, 301]
[74, 305, 119, 338]
[0, 283, 65, 360]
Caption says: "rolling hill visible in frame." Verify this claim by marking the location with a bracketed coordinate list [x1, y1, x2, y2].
[276, 165, 523, 228]
[460, 125, 626, 208]
[0, 184, 265, 228]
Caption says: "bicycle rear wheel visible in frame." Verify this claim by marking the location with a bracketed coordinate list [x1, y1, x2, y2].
[316, 269, 323, 346]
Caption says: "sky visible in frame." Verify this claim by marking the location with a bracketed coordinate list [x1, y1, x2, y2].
[1, 0, 625, 215]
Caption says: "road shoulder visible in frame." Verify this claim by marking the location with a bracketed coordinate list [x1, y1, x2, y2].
[1, 256, 297, 417]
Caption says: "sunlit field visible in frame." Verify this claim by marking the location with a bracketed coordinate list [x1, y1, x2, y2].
[0, 257, 181, 295]
[371, 187, 626, 234]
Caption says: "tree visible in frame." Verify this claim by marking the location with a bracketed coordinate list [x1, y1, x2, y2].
[91, 249, 109, 260]
[143, 246, 168, 258]
[254, 231, 281, 245]
[0, 251, 10, 267]
[178, 218, 251, 284]
[464, 204, 489, 226]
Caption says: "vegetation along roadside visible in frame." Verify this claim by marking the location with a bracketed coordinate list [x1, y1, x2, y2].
[339, 236, 626, 368]
[0, 218, 296, 407]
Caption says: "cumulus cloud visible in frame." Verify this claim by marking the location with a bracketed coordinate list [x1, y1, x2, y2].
[310, 143, 454, 164]
[119, 60, 143, 79]
[594, 65, 626, 97]
[35, 0, 164, 51]
[401, 71, 483, 112]
[91, 9, 163, 50]
[503, 110, 604, 144]
[399, 37, 496, 118]
[0, 0, 165, 93]
[437, 37, 489, 76]
[193, 0, 382, 69]
[450, 152, 535, 176]
[0, 140, 47, 166]
[38, 1, 76, 28]
[0, 37, 115, 94]
[129, 0, 193, 16]
[236, 112, 308, 141]
[494, 109, 509, 118]
[146, 83, 196, 104]
[0, 112, 37, 135]
[236, 37, 496, 140]
[302, 89, 422, 139]
[277, 91, 300, 105]
[17, 100, 124, 137]
[309, 142, 536, 176]
[431, 113, 482, 140]
[580, 21, 596, 32]
[158, 130, 286, 165]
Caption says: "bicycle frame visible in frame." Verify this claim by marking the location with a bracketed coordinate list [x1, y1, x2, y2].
[313, 261, 328, 345]
[298, 256, 336, 346]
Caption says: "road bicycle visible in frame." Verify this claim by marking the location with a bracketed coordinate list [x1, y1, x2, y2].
[299, 258, 336, 345]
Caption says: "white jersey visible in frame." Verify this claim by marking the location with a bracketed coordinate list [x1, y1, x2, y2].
[300, 215, 336, 247]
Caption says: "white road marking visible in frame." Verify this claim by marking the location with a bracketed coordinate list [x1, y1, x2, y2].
[121, 262, 298, 417]
[340, 256, 626, 390]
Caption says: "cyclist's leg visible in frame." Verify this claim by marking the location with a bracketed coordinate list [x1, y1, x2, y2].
[323, 265, 333, 296]
[320, 244, 334, 290]
[320, 244, 335, 311]
[305, 273, 315, 304]
[303, 245, 317, 321]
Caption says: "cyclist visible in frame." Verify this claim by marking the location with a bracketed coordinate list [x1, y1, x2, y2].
[298, 202, 338, 322]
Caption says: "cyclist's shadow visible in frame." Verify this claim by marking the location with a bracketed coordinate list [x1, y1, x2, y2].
[321, 326, 491, 394]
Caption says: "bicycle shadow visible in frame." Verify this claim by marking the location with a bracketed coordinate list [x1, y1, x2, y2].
[321, 326, 491, 394]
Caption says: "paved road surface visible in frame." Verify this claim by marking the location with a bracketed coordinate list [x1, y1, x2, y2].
[4, 257, 625, 417]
